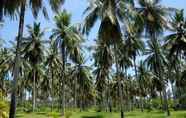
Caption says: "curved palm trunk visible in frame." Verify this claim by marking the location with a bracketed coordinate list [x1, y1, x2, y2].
[9, 1, 26, 118]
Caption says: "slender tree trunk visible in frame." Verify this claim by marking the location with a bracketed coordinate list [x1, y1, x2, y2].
[133, 57, 144, 112]
[9, 1, 26, 118]
[140, 97, 144, 112]
[163, 88, 170, 116]
[160, 91, 163, 110]
[32, 69, 36, 112]
[51, 70, 54, 111]
[114, 43, 124, 118]
[159, 71, 170, 116]
[107, 77, 112, 112]
[74, 76, 77, 109]
[61, 46, 66, 116]
[118, 77, 124, 118]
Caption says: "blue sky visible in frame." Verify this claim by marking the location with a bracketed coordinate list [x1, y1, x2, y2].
[0, 0, 186, 46]
[1, 0, 186, 47]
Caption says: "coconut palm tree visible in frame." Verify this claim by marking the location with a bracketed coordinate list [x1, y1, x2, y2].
[84, 0, 129, 117]
[45, 40, 62, 111]
[164, 9, 186, 61]
[70, 62, 93, 111]
[21, 22, 46, 112]
[93, 38, 113, 112]
[51, 10, 84, 116]
[164, 10, 186, 97]
[0, 48, 13, 95]
[137, 60, 154, 111]
[135, 0, 174, 39]
[6, 1, 64, 117]
[145, 39, 170, 116]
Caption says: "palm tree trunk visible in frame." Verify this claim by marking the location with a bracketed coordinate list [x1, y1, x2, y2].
[163, 88, 170, 116]
[51, 69, 54, 111]
[114, 44, 124, 118]
[107, 77, 112, 112]
[159, 71, 170, 116]
[74, 76, 77, 109]
[32, 69, 36, 112]
[133, 56, 144, 112]
[118, 77, 124, 118]
[61, 45, 66, 116]
[170, 81, 176, 108]
[9, 1, 26, 118]
[140, 97, 144, 112]
[160, 91, 163, 110]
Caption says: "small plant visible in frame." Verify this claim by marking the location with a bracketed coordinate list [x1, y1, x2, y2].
[0, 100, 9, 118]
[48, 112, 60, 118]
[65, 111, 72, 118]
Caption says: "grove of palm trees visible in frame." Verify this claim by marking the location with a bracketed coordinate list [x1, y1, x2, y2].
[0, 0, 186, 118]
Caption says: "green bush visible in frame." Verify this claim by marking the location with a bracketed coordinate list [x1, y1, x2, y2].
[151, 99, 162, 109]
[0, 100, 9, 118]
[48, 112, 60, 118]
[65, 111, 72, 118]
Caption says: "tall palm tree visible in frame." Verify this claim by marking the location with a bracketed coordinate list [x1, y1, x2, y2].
[93, 38, 113, 112]
[164, 9, 186, 101]
[21, 22, 45, 112]
[6, 1, 65, 117]
[137, 61, 154, 111]
[51, 10, 84, 116]
[45, 40, 62, 111]
[0, 48, 13, 95]
[165, 9, 186, 55]
[83, 0, 130, 117]
[133, 0, 174, 116]
[70, 62, 93, 111]
[135, 0, 173, 39]
[145, 39, 170, 116]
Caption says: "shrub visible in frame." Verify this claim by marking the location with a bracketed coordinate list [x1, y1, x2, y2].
[0, 100, 9, 118]
[65, 111, 72, 118]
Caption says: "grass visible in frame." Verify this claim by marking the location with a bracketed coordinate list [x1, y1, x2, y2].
[16, 110, 186, 118]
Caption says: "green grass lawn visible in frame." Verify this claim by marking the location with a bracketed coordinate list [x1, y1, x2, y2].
[16, 110, 186, 118]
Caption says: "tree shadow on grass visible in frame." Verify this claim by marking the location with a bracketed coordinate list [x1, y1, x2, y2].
[81, 115, 104, 118]
[16, 114, 24, 118]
